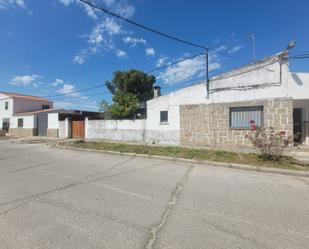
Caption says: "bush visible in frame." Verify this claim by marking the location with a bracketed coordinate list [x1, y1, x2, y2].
[246, 120, 293, 161]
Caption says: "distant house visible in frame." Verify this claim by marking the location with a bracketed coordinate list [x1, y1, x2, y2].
[0, 92, 100, 138]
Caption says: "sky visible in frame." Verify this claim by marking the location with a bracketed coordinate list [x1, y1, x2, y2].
[0, 0, 309, 111]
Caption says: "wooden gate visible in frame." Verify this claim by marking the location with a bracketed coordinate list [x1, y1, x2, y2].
[72, 120, 85, 139]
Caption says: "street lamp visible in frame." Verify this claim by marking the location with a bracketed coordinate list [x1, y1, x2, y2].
[286, 40, 296, 51]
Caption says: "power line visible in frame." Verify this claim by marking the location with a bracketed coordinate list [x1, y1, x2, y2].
[50, 91, 110, 101]
[79, 0, 207, 50]
[43, 84, 105, 98]
[0, 84, 105, 102]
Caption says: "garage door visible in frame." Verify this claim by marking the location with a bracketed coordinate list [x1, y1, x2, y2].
[72, 120, 85, 139]
[37, 113, 48, 136]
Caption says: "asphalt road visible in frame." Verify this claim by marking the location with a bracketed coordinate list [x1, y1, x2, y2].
[0, 140, 309, 249]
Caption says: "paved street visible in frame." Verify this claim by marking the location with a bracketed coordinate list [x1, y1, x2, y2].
[0, 140, 309, 249]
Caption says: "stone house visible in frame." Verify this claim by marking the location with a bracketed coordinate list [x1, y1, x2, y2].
[146, 51, 309, 147]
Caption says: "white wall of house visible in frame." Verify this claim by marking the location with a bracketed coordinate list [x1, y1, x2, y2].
[10, 115, 36, 129]
[48, 113, 59, 129]
[0, 95, 13, 129]
[0, 93, 53, 130]
[146, 54, 309, 145]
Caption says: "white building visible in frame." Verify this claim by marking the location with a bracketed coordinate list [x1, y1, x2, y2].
[0, 92, 100, 138]
[146, 51, 309, 146]
[0, 92, 53, 135]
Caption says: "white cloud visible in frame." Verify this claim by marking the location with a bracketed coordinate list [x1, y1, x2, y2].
[58, 0, 74, 6]
[0, 0, 26, 9]
[145, 47, 155, 56]
[103, 17, 122, 35]
[74, 17, 122, 64]
[53, 101, 74, 109]
[10, 74, 41, 87]
[63, 0, 135, 63]
[57, 84, 80, 97]
[156, 56, 168, 67]
[122, 36, 146, 47]
[215, 45, 228, 52]
[58, 0, 135, 19]
[50, 78, 65, 87]
[158, 55, 220, 85]
[73, 50, 88, 64]
[228, 45, 242, 54]
[116, 49, 127, 58]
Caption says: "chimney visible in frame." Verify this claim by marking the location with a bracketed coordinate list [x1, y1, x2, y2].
[153, 85, 161, 98]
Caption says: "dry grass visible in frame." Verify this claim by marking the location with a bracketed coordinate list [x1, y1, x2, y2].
[62, 140, 309, 171]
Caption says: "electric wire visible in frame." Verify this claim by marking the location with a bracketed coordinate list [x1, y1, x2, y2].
[79, 0, 208, 50]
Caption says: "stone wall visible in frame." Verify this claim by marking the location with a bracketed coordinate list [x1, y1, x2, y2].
[47, 129, 58, 138]
[180, 98, 293, 148]
[10, 128, 37, 137]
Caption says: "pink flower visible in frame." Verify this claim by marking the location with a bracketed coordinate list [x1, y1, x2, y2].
[249, 120, 257, 130]
[279, 130, 286, 136]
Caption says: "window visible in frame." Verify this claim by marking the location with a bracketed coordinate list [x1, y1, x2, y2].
[18, 118, 23, 128]
[5, 101, 8, 110]
[42, 105, 50, 110]
[160, 111, 168, 123]
[230, 106, 263, 129]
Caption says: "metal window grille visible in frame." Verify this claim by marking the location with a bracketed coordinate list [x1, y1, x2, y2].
[18, 118, 23, 128]
[230, 106, 263, 128]
[160, 111, 168, 123]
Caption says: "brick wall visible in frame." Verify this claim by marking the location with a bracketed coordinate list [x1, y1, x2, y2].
[180, 98, 293, 148]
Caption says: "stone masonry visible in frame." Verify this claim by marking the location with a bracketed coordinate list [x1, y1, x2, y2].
[180, 98, 293, 148]
[9, 128, 37, 137]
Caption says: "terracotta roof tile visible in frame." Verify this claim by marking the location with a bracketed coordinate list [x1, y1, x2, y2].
[0, 92, 51, 102]
[14, 109, 58, 116]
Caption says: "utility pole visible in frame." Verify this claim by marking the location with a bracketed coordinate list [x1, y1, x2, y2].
[205, 48, 209, 98]
[249, 32, 256, 63]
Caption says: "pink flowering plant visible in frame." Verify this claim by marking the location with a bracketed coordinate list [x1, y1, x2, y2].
[245, 120, 293, 161]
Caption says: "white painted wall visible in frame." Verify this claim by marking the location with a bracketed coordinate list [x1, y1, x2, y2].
[48, 113, 59, 129]
[0, 94, 13, 129]
[10, 115, 36, 129]
[0, 93, 53, 130]
[87, 119, 146, 142]
[146, 55, 309, 145]
[86, 119, 179, 144]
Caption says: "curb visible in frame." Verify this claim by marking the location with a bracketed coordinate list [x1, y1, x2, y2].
[53, 145, 309, 178]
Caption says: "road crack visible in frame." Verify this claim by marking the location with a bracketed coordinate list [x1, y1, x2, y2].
[145, 165, 193, 249]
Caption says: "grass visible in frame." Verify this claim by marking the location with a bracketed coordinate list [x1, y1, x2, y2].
[61, 140, 309, 171]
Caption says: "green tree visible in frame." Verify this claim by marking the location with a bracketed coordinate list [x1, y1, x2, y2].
[109, 92, 139, 119]
[99, 100, 111, 119]
[105, 70, 156, 119]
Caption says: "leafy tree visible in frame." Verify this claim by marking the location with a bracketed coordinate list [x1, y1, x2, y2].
[105, 70, 156, 119]
[99, 100, 111, 119]
[109, 92, 139, 119]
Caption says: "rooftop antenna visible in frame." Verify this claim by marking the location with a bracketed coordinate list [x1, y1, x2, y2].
[249, 32, 256, 63]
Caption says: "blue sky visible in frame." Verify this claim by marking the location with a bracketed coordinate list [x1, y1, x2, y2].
[0, 0, 308, 111]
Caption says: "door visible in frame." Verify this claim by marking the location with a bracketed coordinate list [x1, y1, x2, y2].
[72, 120, 85, 139]
[293, 108, 302, 143]
[2, 118, 10, 132]
[37, 113, 48, 136]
